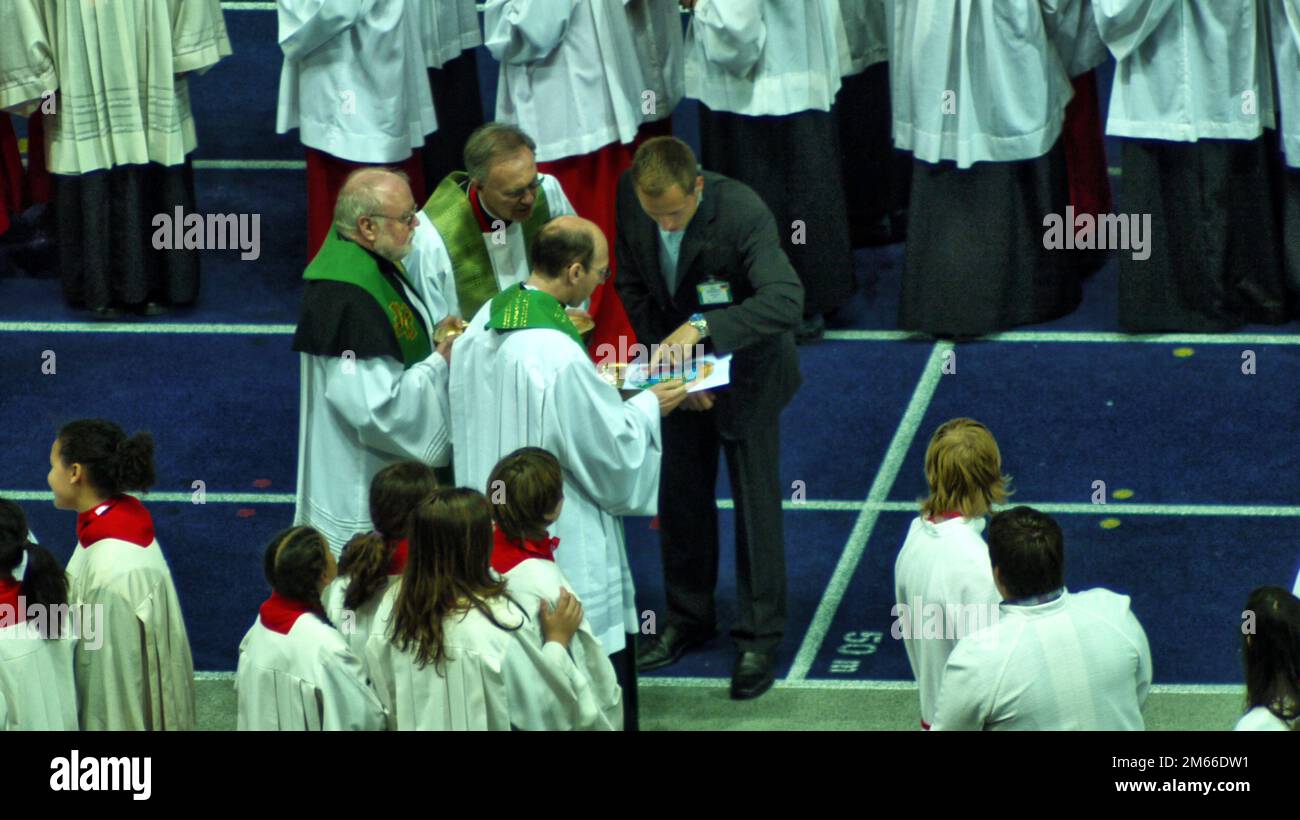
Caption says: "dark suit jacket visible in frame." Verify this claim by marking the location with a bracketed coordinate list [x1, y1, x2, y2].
[615, 170, 804, 438]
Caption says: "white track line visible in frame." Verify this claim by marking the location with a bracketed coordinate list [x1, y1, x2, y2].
[192, 670, 1238, 695]
[193, 159, 306, 171]
[0, 321, 296, 334]
[824, 329, 1300, 344]
[786, 342, 952, 681]
[0, 491, 295, 504]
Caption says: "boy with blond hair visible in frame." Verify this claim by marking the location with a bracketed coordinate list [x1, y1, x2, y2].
[893, 418, 1008, 729]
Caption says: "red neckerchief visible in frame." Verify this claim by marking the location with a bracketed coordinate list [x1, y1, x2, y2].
[258, 590, 325, 636]
[490, 526, 558, 575]
[387, 537, 409, 576]
[0, 578, 23, 625]
[927, 510, 964, 525]
[468, 184, 509, 233]
[77, 494, 154, 548]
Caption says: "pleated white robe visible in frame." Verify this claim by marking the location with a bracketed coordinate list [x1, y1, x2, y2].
[0, 622, 79, 731]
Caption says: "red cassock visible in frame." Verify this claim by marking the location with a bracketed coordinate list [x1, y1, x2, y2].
[304, 148, 428, 261]
[1062, 71, 1113, 220]
[0, 116, 23, 237]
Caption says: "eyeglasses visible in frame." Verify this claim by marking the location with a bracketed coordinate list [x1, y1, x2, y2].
[498, 177, 543, 201]
[367, 209, 417, 228]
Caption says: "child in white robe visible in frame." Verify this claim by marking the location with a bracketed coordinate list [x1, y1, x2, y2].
[366, 487, 617, 730]
[893, 418, 1007, 729]
[323, 461, 439, 669]
[237, 526, 386, 731]
[487, 448, 623, 730]
[47, 419, 195, 730]
[1234, 586, 1299, 731]
[0, 499, 78, 731]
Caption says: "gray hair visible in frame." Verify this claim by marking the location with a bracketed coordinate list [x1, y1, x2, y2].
[464, 123, 537, 184]
[332, 168, 410, 236]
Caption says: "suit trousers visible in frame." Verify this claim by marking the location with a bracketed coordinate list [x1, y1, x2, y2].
[659, 406, 786, 654]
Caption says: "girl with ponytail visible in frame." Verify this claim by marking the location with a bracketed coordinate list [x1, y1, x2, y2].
[236, 526, 386, 731]
[47, 419, 196, 730]
[0, 500, 78, 730]
[323, 461, 438, 666]
[1235, 586, 1300, 731]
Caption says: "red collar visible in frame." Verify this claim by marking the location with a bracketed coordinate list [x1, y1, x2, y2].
[77, 494, 155, 548]
[258, 590, 324, 635]
[490, 527, 558, 575]
[0, 578, 23, 625]
[927, 510, 965, 524]
[387, 537, 409, 576]
[468, 184, 508, 233]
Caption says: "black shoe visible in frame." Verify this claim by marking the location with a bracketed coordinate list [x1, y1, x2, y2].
[636, 624, 715, 672]
[91, 305, 123, 320]
[730, 651, 775, 700]
[795, 314, 825, 345]
[139, 301, 169, 316]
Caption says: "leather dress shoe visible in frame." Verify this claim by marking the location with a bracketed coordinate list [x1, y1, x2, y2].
[636, 624, 715, 672]
[730, 651, 775, 700]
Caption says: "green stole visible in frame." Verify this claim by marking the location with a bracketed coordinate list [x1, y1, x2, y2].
[302, 230, 432, 368]
[422, 172, 551, 320]
[488, 284, 584, 348]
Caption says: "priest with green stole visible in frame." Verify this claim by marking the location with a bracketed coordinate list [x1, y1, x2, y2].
[449, 216, 688, 731]
[292, 168, 459, 556]
[404, 122, 582, 331]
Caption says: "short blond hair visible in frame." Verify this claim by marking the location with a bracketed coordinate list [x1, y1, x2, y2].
[631, 136, 698, 198]
[919, 418, 1011, 519]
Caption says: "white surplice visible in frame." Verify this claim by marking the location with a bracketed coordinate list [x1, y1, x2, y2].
[365, 582, 619, 730]
[276, 0, 436, 163]
[893, 516, 1001, 727]
[322, 573, 400, 675]
[840, 0, 889, 75]
[502, 557, 623, 728]
[37, 0, 231, 173]
[483, 0, 646, 161]
[1233, 705, 1293, 731]
[0, 0, 57, 111]
[236, 612, 386, 731]
[685, 0, 851, 116]
[294, 274, 451, 556]
[66, 537, 196, 731]
[1270, 0, 1300, 166]
[449, 297, 662, 654]
[887, 0, 1074, 168]
[414, 0, 482, 69]
[932, 588, 1153, 731]
[403, 174, 576, 320]
[1093, 0, 1276, 142]
[626, 0, 685, 123]
[0, 622, 79, 731]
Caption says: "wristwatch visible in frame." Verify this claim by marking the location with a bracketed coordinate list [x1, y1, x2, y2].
[688, 312, 709, 338]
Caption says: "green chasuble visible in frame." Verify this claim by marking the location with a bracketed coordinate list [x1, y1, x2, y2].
[488, 284, 584, 348]
[301, 230, 432, 367]
[422, 171, 551, 320]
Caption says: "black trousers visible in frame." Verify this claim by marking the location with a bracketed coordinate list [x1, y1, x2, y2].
[422, 49, 485, 193]
[659, 408, 786, 655]
[609, 634, 639, 732]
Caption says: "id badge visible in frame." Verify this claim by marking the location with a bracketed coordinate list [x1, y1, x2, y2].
[697, 279, 733, 305]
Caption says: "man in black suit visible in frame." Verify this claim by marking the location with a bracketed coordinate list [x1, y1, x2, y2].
[614, 136, 803, 699]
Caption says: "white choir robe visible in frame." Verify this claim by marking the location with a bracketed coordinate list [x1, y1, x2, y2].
[483, 0, 646, 161]
[37, 0, 231, 174]
[293, 279, 452, 556]
[1093, 0, 1275, 142]
[236, 612, 386, 731]
[626, 0, 685, 124]
[1271, 0, 1300, 167]
[685, 0, 851, 117]
[66, 537, 196, 731]
[276, 0, 437, 163]
[403, 174, 576, 320]
[893, 516, 1001, 727]
[1234, 706, 1292, 731]
[886, 0, 1074, 168]
[0, 622, 79, 731]
[449, 302, 662, 653]
[932, 589, 1153, 731]
[322, 573, 399, 676]
[501, 557, 623, 728]
[0, 0, 57, 112]
[415, 0, 482, 69]
[365, 584, 620, 730]
[1043, 0, 1108, 77]
[841, 0, 889, 75]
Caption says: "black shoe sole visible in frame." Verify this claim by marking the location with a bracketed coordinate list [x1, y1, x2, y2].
[636, 631, 715, 672]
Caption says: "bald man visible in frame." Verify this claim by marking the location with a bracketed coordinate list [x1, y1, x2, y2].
[450, 215, 687, 730]
[292, 168, 461, 555]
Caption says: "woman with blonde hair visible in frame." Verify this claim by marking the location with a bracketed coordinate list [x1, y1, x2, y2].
[893, 418, 1010, 729]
